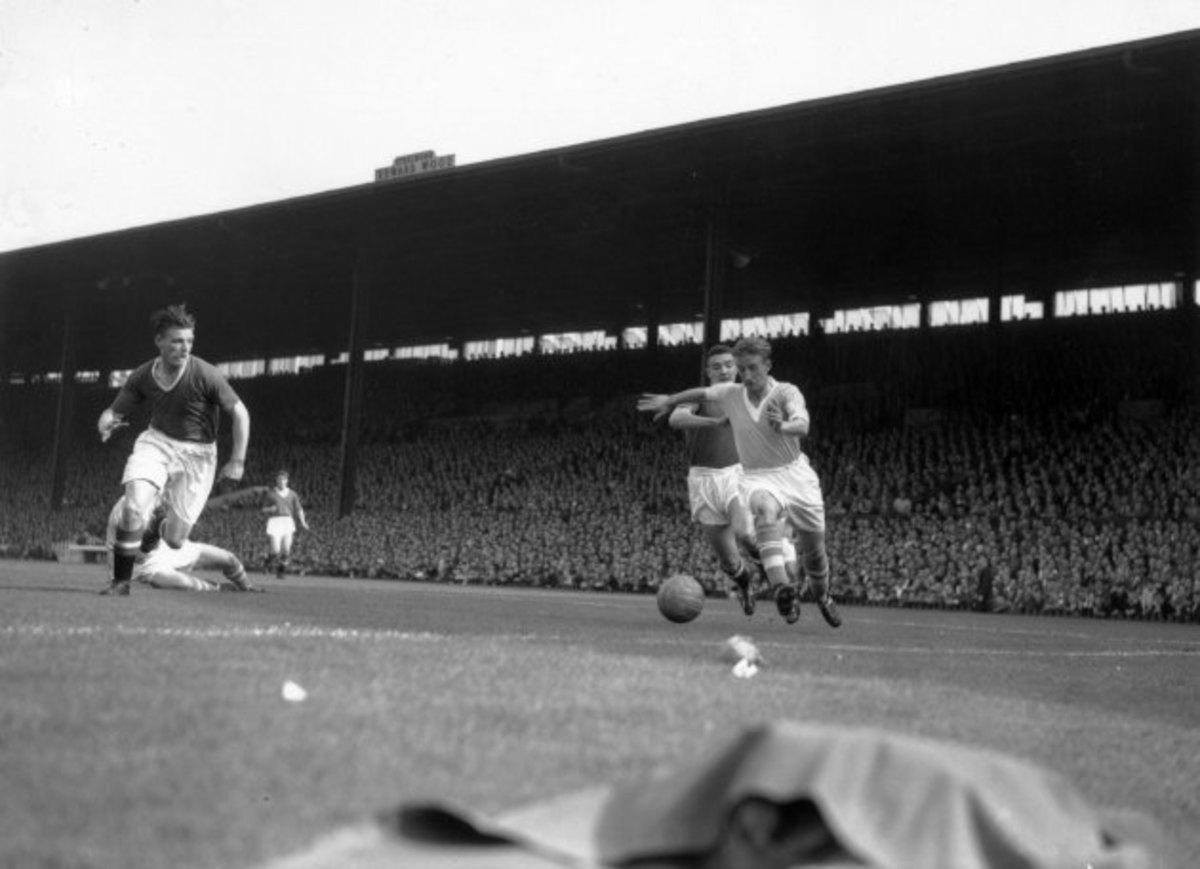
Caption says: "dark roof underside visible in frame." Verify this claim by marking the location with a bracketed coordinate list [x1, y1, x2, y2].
[2, 29, 1197, 374]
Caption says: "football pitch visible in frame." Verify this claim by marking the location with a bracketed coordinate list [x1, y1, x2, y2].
[1, 561, 1198, 867]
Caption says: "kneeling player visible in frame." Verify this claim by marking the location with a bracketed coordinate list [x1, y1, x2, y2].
[104, 498, 262, 592]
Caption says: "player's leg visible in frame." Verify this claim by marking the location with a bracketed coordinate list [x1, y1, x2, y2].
[702, 522, 755, 616]
[104, 479, 159, 595]
[781, 536, 800, 585]
[786, 468, 840, 628]
[105, 432, 178, 594]
[746, 489, 799, 624]
[266, 526, 282, 574]
[140, 567, 219, 591]
[192, 542, 262, 592]
[794, 528, 840, 627]
[160, 443, 217, 549]
[728, 493, 762, 570]
[793, 529, 831, 600]
[691, 469, 755, 615]
[158, 490, 195, 549]
[276, 528, 294, 578]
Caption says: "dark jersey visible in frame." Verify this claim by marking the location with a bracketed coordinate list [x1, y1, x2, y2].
[682, 398, 740, 470]
[266, 488, 304, 520]
[111, 356, 240, 444]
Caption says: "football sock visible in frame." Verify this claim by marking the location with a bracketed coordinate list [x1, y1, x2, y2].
[722, 559, 752, 587]
[755, 522, 790, 588]
[112, 527, 142, 582]
[803, 547, 831, 599]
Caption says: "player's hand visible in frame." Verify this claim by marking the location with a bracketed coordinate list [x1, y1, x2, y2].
[98, 414, 128, 443]
[765, 404, 784, 431]
[637, 394, 671, 422]
[218, 458, 245, 482]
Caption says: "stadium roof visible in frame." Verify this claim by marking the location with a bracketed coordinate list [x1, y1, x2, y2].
[2, 28, 1198, 375]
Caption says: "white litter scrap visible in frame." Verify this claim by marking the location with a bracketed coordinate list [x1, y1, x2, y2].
[724, 635, 764, 678]
[732, 658, 760, 679]
[282, 680, 308, 702]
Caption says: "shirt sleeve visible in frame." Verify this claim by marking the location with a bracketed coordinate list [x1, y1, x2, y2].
[704, 382, 738, 405]
[202, 363, 241, 410]
[777, 383, 808, 424]
[109, 370, 146, 416]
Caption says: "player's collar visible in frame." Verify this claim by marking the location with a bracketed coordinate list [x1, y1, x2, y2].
[152, 356, 189, 392]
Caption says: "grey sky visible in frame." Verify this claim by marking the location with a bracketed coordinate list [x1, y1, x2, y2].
[3, 0, 1198, 253]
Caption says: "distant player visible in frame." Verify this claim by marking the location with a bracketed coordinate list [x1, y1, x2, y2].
[639, 336, 841, 628]
[97, 303, 251, 596]
[104, 497, 262, 592]
[263, 469, 309, 578]
[668, 344, 795, 616]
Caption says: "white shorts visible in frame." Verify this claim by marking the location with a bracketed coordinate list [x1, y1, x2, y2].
[266, 516, 296, 541]
[135, 540, 202, 579]
[739, 458, 826, 533]
[687, 465, 745, 526]
[122, 428, 217, 526]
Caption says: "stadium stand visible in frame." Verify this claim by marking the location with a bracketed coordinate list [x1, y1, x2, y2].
[3, 311, 1197, 622]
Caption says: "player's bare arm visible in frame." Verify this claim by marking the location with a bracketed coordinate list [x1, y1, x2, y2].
[207, 485, 269, 511]
[637, 387, 714, 422]
[218, 400, 250, 481]
[668, 405, 729, 430]
[97, 407, 129, 443]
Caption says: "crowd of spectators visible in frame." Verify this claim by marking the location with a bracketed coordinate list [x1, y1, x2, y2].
[2, 310, 1198, 622]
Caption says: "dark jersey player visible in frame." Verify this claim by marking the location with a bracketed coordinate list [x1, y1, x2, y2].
[263, 469, 309, 578]
[97, 303, 251, 596]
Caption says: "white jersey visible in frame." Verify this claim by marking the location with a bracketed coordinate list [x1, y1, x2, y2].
[136, 540, 202, 578]
[706, 379, 808, 470]
[104, 497, 201, 578]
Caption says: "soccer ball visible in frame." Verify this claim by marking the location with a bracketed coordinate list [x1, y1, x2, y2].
[657, 574, 705, 623]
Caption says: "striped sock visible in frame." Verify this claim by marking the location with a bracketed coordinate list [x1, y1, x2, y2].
[755, 522, 789, 588]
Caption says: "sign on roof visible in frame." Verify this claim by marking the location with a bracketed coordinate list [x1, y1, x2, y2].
[374, 151, 456, 182]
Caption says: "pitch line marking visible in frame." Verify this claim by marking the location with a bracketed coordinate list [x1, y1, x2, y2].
[3, 624, 1196, 660]
[0, 624, 451, 642]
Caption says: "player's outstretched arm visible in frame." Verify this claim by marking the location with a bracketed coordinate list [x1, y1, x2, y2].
[668, 405, 728, 430]
[207, 485, 268, 511]
[637, 387, 712, 422]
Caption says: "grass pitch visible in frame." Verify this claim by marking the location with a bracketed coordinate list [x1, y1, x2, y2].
[1, 560, 1198, 867]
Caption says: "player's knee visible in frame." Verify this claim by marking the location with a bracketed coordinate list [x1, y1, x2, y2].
[162, 524, 188, 548]
[748, 496, 782, 526]
[119, 503, 146, 531]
